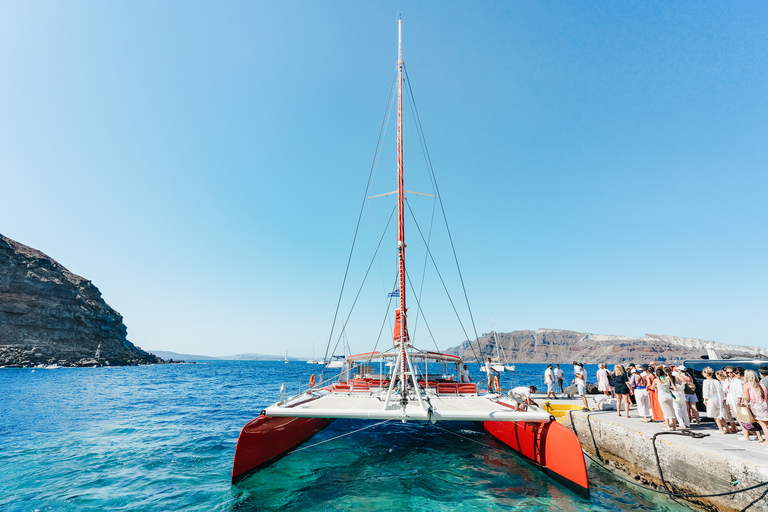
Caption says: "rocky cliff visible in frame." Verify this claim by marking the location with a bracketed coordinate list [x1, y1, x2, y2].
[448, 328, 768, 364]
[0, 234, 162, 367]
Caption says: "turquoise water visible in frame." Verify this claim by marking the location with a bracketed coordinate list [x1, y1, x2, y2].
[0, 361, 699, 511]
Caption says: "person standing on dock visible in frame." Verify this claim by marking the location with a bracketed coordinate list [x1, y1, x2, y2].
[702, 366, 729, 434]
[613, 365, 631, 417]
[716, 369, 740, 433]
[544, 364, 557, 399]
[742, 370, 768, 445]
[572, 361, 589, 411]
[554, 364, 564, 393]
[630, 368, 652, 422]
[759, 366, 768, 390]
[650, 367, 677, 431]
[678, 365, 701, 427]
[597, 363, 614, 398]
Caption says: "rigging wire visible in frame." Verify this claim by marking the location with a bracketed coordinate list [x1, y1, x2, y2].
[323, 68, 398, 368]
[323, 204, 397, 381]
[404, 196, 478, 362]
[403, 63, 482, 363]
[291, 420, 393, 454]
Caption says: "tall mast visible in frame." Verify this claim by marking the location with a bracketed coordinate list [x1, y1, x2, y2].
[395, 18, 408, 347]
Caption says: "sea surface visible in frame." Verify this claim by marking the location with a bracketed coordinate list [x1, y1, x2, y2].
[1, 361, 700, 511]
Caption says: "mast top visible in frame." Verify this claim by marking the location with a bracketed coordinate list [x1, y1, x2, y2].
[398, 18, 402, 67]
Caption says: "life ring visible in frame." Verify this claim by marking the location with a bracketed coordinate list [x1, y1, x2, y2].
[493, 375, 500, 392]
[309, 374, 316, 389]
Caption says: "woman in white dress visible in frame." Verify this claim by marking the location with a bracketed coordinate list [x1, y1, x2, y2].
[650, 367, 677, 431]
[702, 366, 727, 434]
[715, 369, 739, 433]
[671, 369, 690, 428]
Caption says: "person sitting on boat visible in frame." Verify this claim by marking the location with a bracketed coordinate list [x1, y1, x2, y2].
[459, 364, 471, 383]
[510, 385, 537, 411]
[486, 357, 500, 392]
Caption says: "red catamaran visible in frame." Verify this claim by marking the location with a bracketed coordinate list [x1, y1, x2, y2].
[232, 20, 589, 497]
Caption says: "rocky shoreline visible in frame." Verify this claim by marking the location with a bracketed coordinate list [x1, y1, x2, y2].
[0, 234, 175, 368]
[449, 328, 767, 364]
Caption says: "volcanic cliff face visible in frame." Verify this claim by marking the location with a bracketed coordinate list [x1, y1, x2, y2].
[0, 234, 161, 367]
[450, 329, 767, 365]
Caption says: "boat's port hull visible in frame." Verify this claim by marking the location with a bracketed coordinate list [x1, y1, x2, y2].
[484, 419, 589, 498]
[231, 415, 334, 484]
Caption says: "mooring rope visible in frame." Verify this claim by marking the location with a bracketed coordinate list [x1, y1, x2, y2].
[290, 419, 393, 454]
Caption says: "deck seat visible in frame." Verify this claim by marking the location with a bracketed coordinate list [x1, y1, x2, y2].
[332, 384, 351, 393]
[458, 383, 477, 394]
[437, 383, 459, 395]
[350, 381, 371, 394]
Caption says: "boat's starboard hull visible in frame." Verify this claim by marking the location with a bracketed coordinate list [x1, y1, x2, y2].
[484, 419, 589, 498]
[232, 414, 334, 484]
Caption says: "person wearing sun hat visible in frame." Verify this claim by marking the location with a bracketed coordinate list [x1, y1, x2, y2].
[759, 366, 768, 389]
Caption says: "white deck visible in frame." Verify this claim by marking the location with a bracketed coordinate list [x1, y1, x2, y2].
[264, 391, 553, 423]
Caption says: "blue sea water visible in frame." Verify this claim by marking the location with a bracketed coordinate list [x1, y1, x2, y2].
[0, 361, 699, 511]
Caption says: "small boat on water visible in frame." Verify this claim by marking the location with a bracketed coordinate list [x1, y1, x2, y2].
[233, 20, 588, 497]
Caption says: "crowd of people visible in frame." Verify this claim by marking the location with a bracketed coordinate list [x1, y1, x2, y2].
[542, 362, 768, 443]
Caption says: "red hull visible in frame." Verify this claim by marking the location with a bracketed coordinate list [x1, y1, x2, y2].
[232, 415, 334, 483]
[484, 420, 589, 497]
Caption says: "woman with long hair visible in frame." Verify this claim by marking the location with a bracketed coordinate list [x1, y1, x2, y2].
[715, 369, 739, 433]
[670, 368, 690, 428]
[702, 367, 728, 434]
[650, 366, 677, 431]
[597, 363, 613, 397]
[742, 369, 768, 446]
[631, 368, 652, 422]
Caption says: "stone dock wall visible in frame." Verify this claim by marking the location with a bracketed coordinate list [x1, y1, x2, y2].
[566, 410, 768, 511]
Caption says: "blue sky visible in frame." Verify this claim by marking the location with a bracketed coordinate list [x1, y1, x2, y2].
[1, 2, 766, 357]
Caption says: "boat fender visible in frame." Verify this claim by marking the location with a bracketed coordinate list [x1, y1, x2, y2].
[493, 375, 500, 392]
[309, 374, 316, 389]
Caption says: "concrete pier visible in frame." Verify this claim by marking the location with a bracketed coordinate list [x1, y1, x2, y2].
[536, 394, 768, 511]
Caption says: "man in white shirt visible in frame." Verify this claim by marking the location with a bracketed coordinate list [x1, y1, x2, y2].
[510, 385, 538, 411]
[573, 361, 589, 411]
[459, 364, 471, 383]
[485, 357, 499, 392]
[544, 364, 557, 399]
[554, 364, 564, 393]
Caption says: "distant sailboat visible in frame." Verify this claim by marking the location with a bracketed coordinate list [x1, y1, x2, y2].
[481, 319, 515, 373]
[307, 344, 318, 364]
[284, 352, 288, 364]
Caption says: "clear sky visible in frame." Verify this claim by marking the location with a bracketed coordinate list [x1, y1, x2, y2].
[2, 2, 766, 357]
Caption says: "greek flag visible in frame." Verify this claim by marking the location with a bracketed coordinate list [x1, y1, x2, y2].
[388, 290, 400, 298]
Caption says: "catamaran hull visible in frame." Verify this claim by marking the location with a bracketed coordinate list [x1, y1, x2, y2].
[232, 414, 334, 484]
[484, 420, 589, 498]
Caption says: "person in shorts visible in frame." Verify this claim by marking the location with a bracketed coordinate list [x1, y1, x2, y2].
[573, 361, 589, 411]
[510, 385, 538, 411]
[678, 365, 701, 427]
[544, 364, 557, 399]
